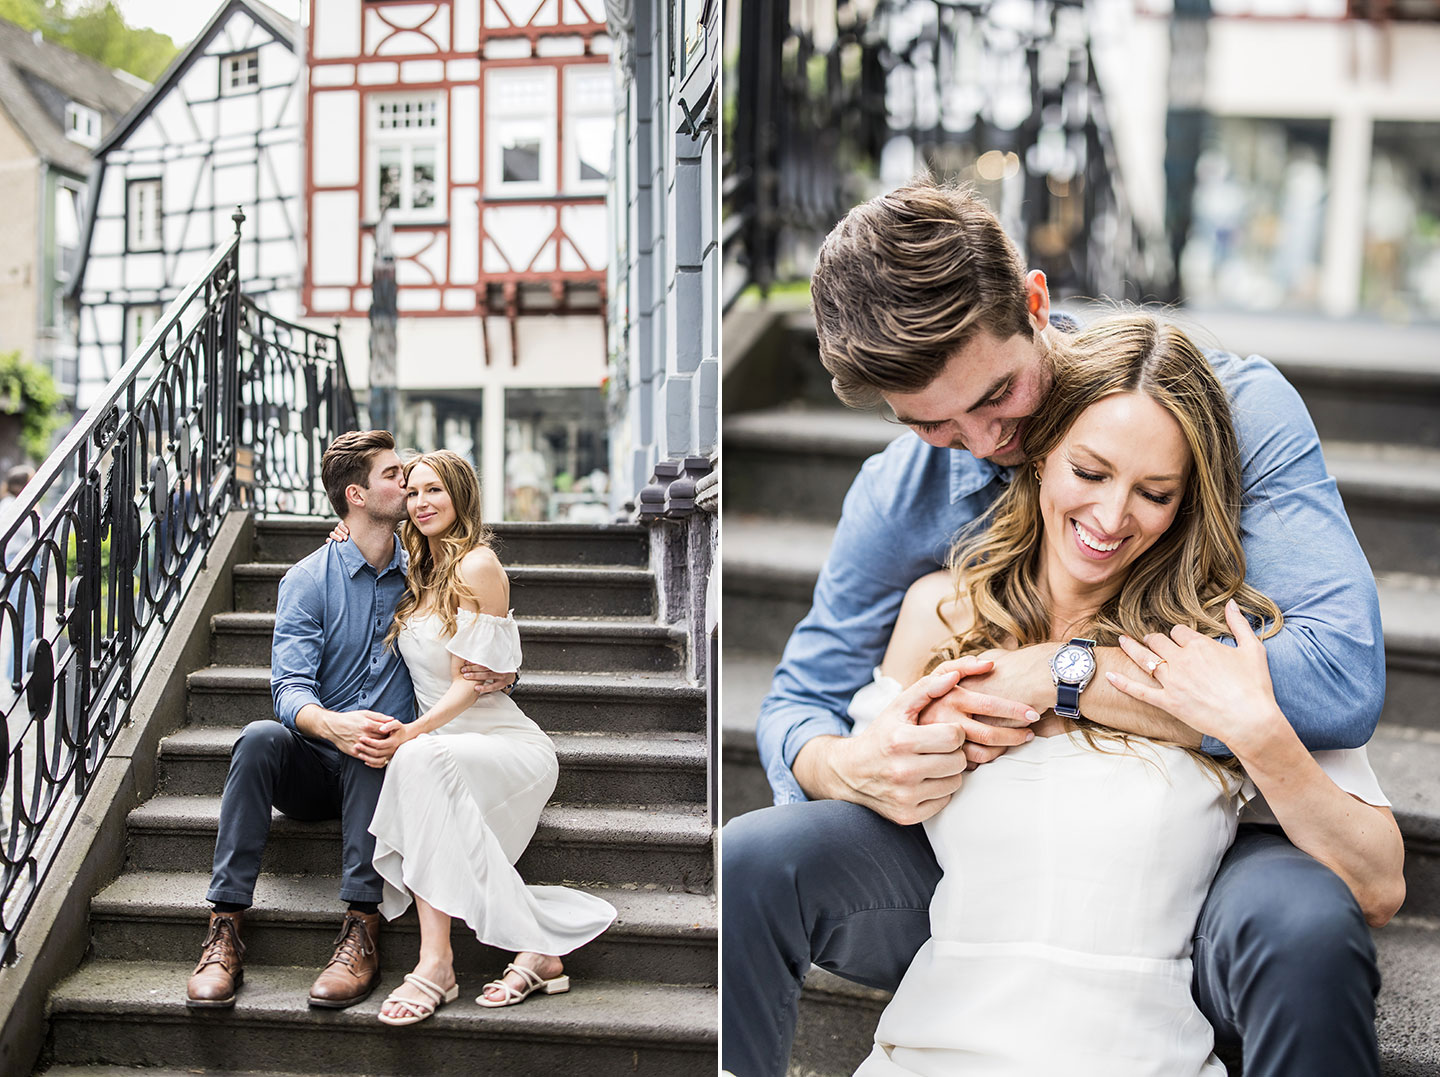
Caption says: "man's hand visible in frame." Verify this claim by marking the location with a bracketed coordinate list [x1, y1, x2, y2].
[460, 662, 517, 695]
[322, 709, 400, 767]
[917, 653, 1046, 768]
[794, 661, 1036, 826]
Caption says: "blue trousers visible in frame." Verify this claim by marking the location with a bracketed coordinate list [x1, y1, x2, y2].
[207, 720, 386, 906]
[722, 800, 1380, 1077]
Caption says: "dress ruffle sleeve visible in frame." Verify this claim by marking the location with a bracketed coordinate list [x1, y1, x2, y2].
[848, 667, 903, 735]
[445, 610, 523, 673]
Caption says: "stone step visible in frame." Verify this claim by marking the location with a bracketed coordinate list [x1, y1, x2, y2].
[1376, 574, 1440, 736]
[719, 649, 776, 825]
[45, 961, 715, 1075]
[254, 518, 649, 568]
[126, 796, 714, 892]
[724, 407, 898, 520]
[1328, 443, 1440, 577]
[233, 562, 657, 619]
[187, 667, 707, 735]
[87, 871, 715, 987]
[783, 914, 1440, 1077]
[208, 612, 687, 673]
[156, 726, 708, 805]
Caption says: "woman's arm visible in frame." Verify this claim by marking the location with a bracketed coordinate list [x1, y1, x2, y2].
[1107, 601, 1405, 927]
[380, 547, 511, 745]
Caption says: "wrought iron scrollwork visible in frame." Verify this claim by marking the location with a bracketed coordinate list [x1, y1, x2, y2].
[0, 224, 356, 965]
[725, 0, 1171, 307]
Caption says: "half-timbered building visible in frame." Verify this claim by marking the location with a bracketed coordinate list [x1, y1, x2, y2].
[306, 0, 614, 522]
[70, 0, 303, 410]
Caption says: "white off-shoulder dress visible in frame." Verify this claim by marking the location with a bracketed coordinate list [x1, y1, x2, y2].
[846, 670, 1390, 1077]
[368, 609, 616, 954]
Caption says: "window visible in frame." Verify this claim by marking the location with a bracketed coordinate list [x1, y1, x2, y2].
[54, 184, 82, 282]
[370, 94, 445, 219]
[125, 304, 162, 359]
[486, 69, 556, 196]
[222, 51, 259, 95]
[65, 102, 100, 148]
[127, 179, 162, 252]
[563, 66, 614, 193]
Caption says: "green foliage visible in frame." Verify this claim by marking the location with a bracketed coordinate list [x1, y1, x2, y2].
[0, 350, 66, 461]
[0, 0, 179, 83]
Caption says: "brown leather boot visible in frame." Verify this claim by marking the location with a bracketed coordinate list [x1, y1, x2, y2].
[186, 910, 245, 1008]
[308, 909, 381, 1008]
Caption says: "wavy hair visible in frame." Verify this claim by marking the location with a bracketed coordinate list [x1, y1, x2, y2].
[386, 450, 496, 647]
[928, 314, 1283, 769]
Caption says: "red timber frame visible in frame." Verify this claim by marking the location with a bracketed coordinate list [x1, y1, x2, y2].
[303, 0, 610, 347]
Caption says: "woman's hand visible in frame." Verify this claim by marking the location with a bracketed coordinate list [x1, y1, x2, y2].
[1106, 600, 1285, 755]
[327, 520, 350, 544]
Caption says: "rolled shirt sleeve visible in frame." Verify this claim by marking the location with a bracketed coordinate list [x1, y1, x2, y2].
[271, 567, 326, 731]
[1215, 351, 1384, 753]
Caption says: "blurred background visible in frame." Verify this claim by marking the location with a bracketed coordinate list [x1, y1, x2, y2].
[720, 1, 1440, 1074]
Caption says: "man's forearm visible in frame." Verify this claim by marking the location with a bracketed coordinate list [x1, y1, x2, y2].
[294, 703, 333, 743]
[791, 735, 845, 802]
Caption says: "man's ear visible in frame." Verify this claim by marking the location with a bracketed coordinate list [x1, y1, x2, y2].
[1025, 270, 1050, 332]
[345, 483, 366, 511]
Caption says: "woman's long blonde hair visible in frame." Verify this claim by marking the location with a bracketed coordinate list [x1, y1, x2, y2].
[929, 314, 1283, 768]
[386, 450, 496, 647]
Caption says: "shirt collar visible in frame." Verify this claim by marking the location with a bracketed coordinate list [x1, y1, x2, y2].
[948, 449, 1010, 504]
[335, 531, 405, 578]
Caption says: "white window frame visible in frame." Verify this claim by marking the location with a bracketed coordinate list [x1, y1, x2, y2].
[127, 178, 163, 252]
[485, 68, 557, 197]
[221, 51, 260, 96]
[369, 93, 447, 221]
[125, 304, 163, 361]
[54, 181, 83, 284]
[65, 102, 100, 148]
[562, 64, 613, 195]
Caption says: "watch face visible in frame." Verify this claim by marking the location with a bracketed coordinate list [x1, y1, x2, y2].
[1053, 645, 1095, 684]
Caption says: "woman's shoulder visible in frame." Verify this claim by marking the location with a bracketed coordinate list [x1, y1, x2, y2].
[900, 570, 971, 632]
[457, 544, 508, 612]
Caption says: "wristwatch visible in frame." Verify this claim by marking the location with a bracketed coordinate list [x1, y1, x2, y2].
[502, 671, 519, 695]
[1049, 638, 1097, 719]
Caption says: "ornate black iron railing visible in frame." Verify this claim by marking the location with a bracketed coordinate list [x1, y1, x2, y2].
[0, 213, 355, 965]
[724, 0, 1172, 308]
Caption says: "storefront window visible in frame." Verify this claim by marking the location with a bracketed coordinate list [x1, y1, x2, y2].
[399, 389, 482, 462]
[1362, 121, 1440, 322]
[1180, 117, 1330, 311]
[504, 387, 609, 523]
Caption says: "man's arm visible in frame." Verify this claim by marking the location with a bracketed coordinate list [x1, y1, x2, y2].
[756, 440, 1034, 808]
[272, 569, 394, 765]
[960, 353, 1383, 752]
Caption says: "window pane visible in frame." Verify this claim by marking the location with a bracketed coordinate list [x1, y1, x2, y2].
[1363, 121, 1440, 321]
[572, 122, 611, 182]
[502, 138, 542, 184]
[378, 147, 403, 211]
[412, 146, 436, 210]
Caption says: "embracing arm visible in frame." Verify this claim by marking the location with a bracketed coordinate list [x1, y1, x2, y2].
[375, 547, 510, 746]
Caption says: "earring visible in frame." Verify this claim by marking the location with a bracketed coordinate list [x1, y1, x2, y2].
[1033, 466, 1042, 485]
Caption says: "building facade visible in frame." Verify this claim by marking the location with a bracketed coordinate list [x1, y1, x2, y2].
[305, 0, 616, 523]
[605, 0, 719, 691]
[70, 0, 304, 412]
[0, 19, 144, 424]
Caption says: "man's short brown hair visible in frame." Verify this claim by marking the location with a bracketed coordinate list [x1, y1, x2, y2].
[810, 182, 1033, 408]
[321, 429, 396, 517]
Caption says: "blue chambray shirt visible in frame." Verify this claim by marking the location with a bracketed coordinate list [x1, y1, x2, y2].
[757, 344, 1386, 805]
[271, 534, 416, 732]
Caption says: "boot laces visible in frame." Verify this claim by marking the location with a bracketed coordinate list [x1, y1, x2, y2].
[329, 914, 373, 967]
[198, 915, 243, 968]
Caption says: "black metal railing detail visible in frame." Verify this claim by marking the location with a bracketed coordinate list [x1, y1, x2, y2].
[0, 216, 354, 965]
[725, 0, 1172, 307]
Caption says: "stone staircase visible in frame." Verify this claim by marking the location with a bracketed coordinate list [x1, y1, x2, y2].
[36, 518, 717, 1076]
[722, 301, 1440, 1076]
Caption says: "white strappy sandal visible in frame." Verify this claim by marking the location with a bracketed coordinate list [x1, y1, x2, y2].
[377, 972, 460, 1026]
[476, 961, 570, 1008]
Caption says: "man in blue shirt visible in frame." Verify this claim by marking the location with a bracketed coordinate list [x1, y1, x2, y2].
[723, 185, 1385, 1075]
[187, 430, 415, 1011]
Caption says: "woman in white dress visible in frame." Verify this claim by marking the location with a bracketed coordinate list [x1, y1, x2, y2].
[355, 450, 616, 1025]
[850, 315, 1405, 1075]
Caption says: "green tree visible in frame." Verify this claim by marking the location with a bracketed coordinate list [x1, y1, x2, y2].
[0, 350, 66, 460]
[0, 0, 179, 83]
